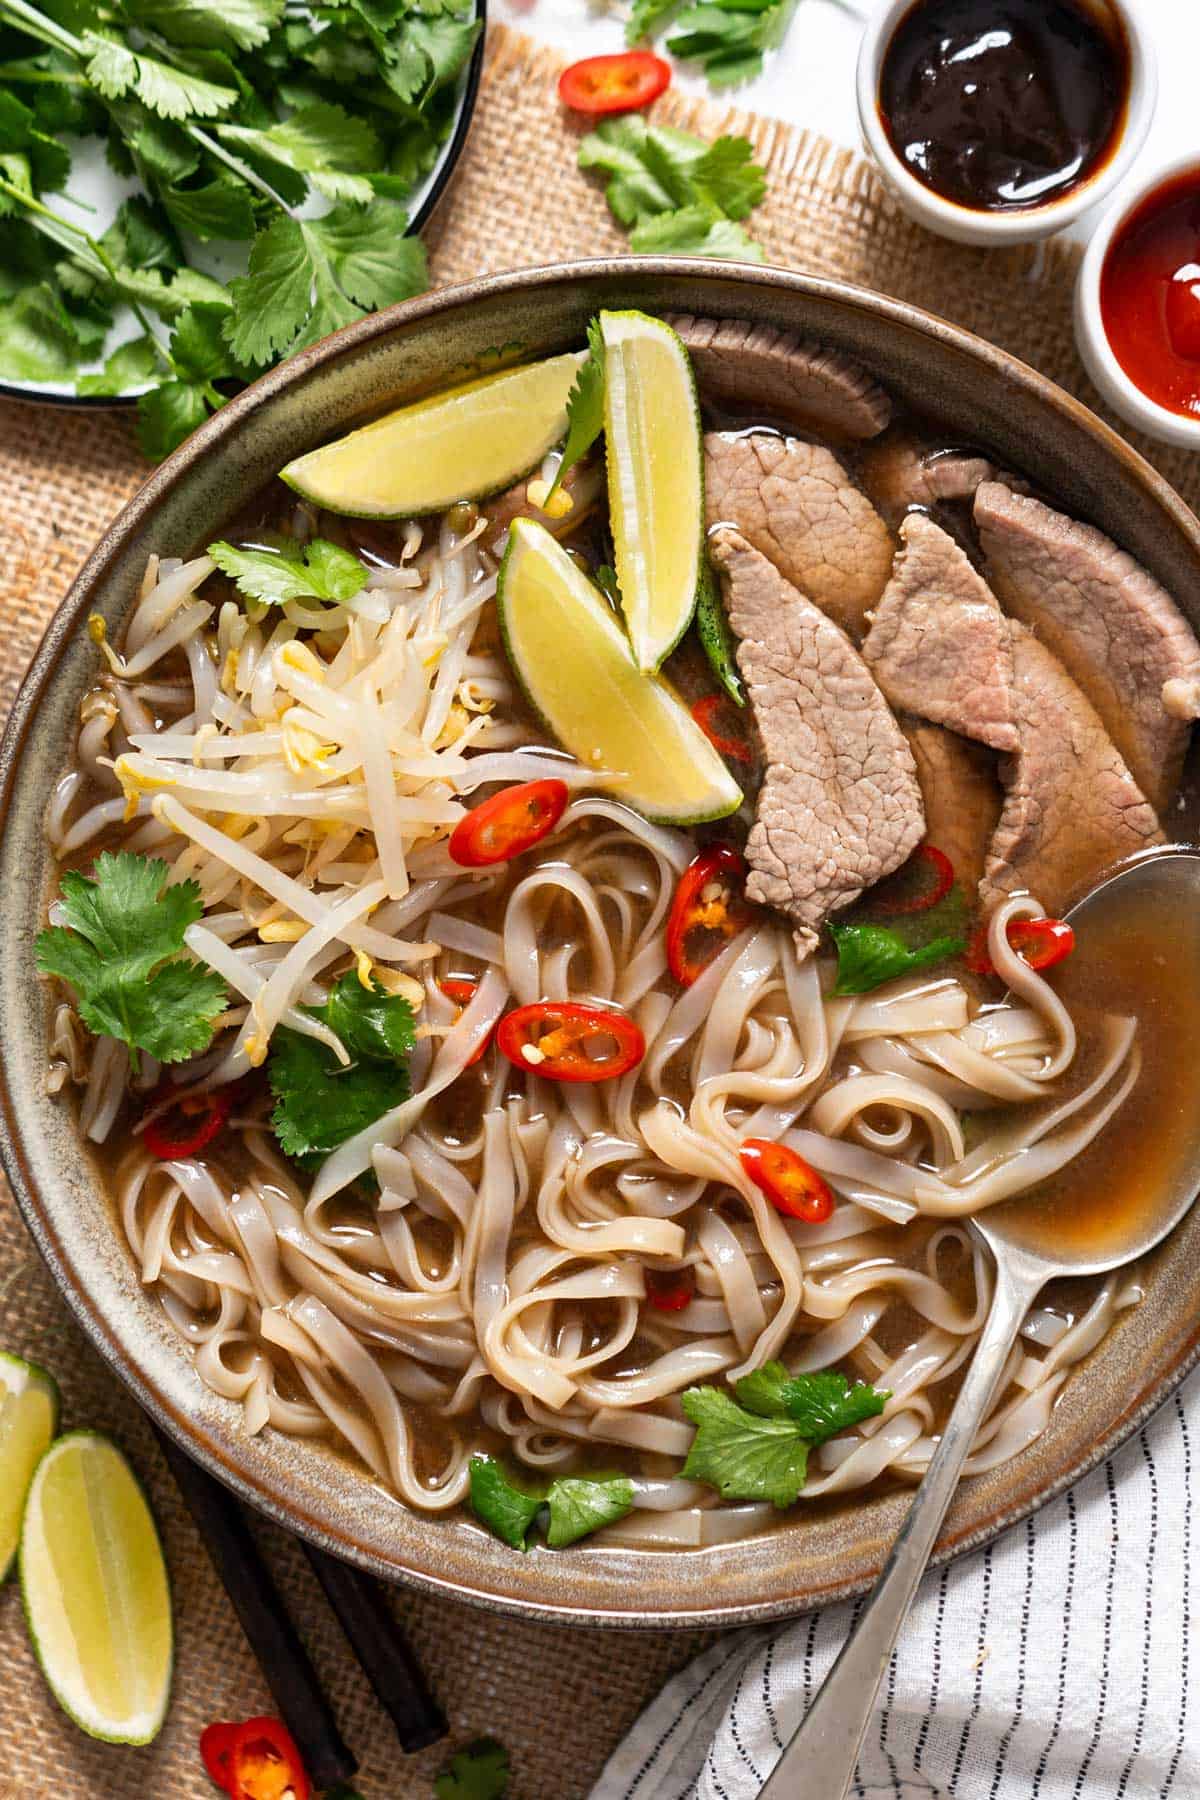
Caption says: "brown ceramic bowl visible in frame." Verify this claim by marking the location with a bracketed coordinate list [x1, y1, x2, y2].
[3, 261, 1200, 1629]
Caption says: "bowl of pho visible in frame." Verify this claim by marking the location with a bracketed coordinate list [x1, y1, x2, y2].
[4, 260, 1200, 1626]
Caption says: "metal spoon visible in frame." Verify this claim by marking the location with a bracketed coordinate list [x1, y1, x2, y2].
[758, 851, 1200, 1800]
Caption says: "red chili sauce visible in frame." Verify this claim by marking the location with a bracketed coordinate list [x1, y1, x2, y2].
[1100, 170, 1200, 420]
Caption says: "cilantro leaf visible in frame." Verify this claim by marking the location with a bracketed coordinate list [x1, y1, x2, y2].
[269, 1029, 410, 1157]
[170, 302, 245, 381]
[629, 206, 766, 262]
[120, 0, 285, 53]
[545, 316, 603, 504]
[76, 333, 161, 397]
[689, 135, 767, 219]
[136, 378, 210, 458]
[828, 922, 966, 997]
[680, 1386, 810, 1507]
[163, 178, 256, 240]
[467, 1457, 544, 1551]
[208, 536, 368, 604]
[435, 1738, 510, 1800]
[626, 0, 681, 43]
[99, 194, 179, 272]
[323, 973, 417, 1063]
[267, 973, 415, 1159]
[35, 852, 227, 1069]
[735, 1364, 889, 1440]
[0, 282, 79, 382]
[218, 102, 382, 205]
[545, 1473, 634, 1547]
[82, 30, 237, 118]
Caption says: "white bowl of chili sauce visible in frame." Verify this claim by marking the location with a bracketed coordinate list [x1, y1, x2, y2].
[1076, 157, 1200, 449]
[856, 0, 1158, 248]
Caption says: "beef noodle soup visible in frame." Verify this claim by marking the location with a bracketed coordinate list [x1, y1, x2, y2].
[39, 312, 1200, 1552]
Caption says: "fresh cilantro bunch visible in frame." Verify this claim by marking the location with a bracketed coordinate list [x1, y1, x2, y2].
[268, 969, 416, 1159]
[467, 1455, 634, 1550]
[435, 1739, 510, 1800]
[681, 1365, 889, 1507]
[35, 852, 228, 1069]
[578, 116, 767, 260]
[0, 0, 481, 455]
[627, 0, 802, 86]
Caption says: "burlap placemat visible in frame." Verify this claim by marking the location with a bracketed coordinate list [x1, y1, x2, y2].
[2, 24, 1199, 1799]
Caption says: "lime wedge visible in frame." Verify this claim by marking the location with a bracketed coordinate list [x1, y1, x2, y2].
[0, 1351, 59, 1581]
[20, 1431, 173, 1744]
[280, 351, 587, 517]
[499, 520, 742, 825]
[601, 310, 703, 672]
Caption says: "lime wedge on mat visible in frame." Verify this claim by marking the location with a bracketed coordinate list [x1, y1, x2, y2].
[499, 520, 742, 826]
[280, 351, 587, 517]
[20, 1431, 173, 1744]
[601, 310, 703, 672]
[0, 1352, 59, 1581]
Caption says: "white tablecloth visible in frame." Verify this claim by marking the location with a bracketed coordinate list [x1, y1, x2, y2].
[592, 1367, 1198, 1799]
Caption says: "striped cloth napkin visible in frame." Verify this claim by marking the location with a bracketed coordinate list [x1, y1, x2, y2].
[591, 1368, 1198, 1800]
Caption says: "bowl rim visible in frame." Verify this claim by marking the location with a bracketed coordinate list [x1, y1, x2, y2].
[0, 0, 488, 414]
[1075, 148, 1200, 450]
[5, 256, 1200, 1629]
[855, 0, 1159, 247]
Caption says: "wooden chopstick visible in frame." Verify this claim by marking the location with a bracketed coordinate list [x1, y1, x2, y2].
[154, 1425, 358, 1791]
[302, 1541, 447, 1752]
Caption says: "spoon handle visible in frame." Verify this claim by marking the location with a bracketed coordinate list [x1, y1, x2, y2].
[757, 1254, 1041, 1800]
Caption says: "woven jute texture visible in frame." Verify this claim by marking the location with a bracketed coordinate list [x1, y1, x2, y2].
[3, 24, 1200, 1799]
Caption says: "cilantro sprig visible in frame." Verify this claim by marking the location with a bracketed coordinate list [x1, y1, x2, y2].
[268, 970, 416, 1160]
[35, 852, 228, 1070]
[578, 116, 767, 261]
[0, 0, 480, 455]
[467, 1456, 634, 1551]
[681, 1366, 889, 1507]
[435, 1739, 510, 1800]
[544, 316, 604, 506]
[627, 0, 803, 87]
[829, 882, 970, 996]
[208, 535, 369, 606]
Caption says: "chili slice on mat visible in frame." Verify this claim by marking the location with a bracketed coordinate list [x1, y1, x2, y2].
[448, 778, 568, 868]
[200, 1721, 241, 1791]
[690, 693, 755, 767]
[740, 1139, 835, 1224]
[666, 844, 756, 986]
[229, 1718, 310, 1800]
[143, 1085, 232, 1159]
[437, 975, 494, 1066]
[557, 50, 671, 115]
[967, 916, 1076, 976]
[497, 1001, 645, 1082]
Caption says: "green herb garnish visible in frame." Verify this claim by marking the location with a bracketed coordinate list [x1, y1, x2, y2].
[467, 1456, 634, 1551]
[35, 852, 228, 1070]
[0, 0, 479, 454]
[435, 1738, 510, 1800]
[680, 1367, 890, 1507]
[828, 922, 966, 997]
[208, 536, 369, 606]
[268, 971, 415, 1159]
[544, 316, 604, 506]
[627, 0, 801, 86]
[578, 116, 767, 262]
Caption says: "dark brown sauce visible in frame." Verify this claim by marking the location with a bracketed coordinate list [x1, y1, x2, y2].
[878, 0, 1128, 213]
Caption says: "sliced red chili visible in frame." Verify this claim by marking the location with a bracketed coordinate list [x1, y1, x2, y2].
[740, 1139, 835, 1224]
[666, 844, 756, 986]
[200, 1721, 240, 1792]
[557, 50, 670, 115]
[967, 916, 1076, 976]
[437, 975, 493, 1066]
[869, 843, 955, 916]
[449, 778, 568, 868]
[497, 1001, 645, 1083]
[690, 694, 755, 767]
[227, 1717, 310, 1800]
[142, 1085, 232, 1159]
[645, 1268, 693, 1312]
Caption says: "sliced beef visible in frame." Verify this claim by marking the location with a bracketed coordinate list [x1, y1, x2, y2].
[710, 527, 925, 953]
[860, 429, 1012, 530]
[861, 513, 1018, 753]
[704, 431, 893, 637]
[670, 315, 892, 443]
[981, 625, 1164, 916]
[975, 482, 1200, 813]
[902, 721, 1002, 895]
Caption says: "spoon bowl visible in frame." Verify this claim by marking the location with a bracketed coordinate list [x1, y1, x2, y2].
[760, 849, 1200, 1799]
